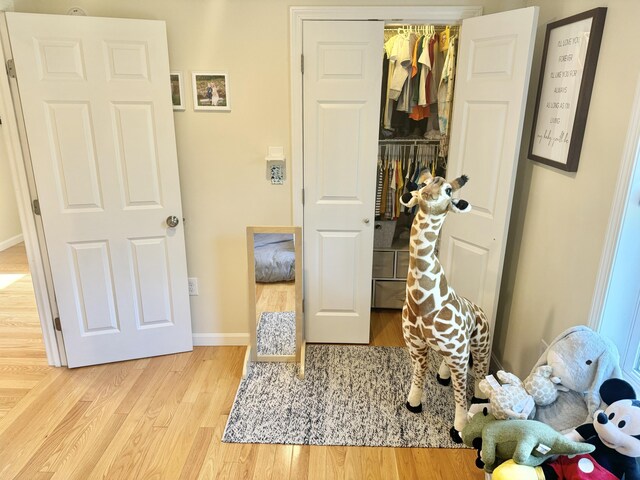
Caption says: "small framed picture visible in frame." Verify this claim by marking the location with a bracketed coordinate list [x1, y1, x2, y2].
[192, 72, 230, 111]
[170, 72, 185, 111]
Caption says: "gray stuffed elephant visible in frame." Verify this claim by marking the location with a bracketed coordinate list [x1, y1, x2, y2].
[528, 326, 621, 432]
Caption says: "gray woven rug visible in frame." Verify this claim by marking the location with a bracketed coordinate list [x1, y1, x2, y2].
[223, 342, 473, 448]
[256, 311, 295, 356]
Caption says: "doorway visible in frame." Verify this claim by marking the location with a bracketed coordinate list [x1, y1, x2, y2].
[293, 6, 538, 345]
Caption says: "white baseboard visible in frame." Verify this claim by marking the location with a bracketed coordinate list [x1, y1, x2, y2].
[192, 333, 249, 346]
[0, 233, 23, 252]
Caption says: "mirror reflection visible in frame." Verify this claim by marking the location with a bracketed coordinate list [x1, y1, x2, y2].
[253, 233, 296, 357]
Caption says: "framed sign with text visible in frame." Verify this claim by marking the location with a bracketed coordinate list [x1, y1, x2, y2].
[528, 8, 607, 172]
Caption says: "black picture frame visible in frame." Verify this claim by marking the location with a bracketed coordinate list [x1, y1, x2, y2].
[528, 7, 607, 172]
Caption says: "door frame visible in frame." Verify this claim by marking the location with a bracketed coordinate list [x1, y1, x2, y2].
[588, 73, 640, 373]
[0, 15, 63, 366]
[290, 5, 483, 227]
[289, 7, 482, 331]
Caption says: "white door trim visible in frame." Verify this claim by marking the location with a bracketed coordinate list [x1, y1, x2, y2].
[589, 73, 640, 332]
[0, 14, 62, 366]
[290, 5, 483, 227]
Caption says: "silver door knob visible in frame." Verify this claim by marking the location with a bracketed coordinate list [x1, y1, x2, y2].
[166, 216, 180, 228]
[363, 218, 370, 224]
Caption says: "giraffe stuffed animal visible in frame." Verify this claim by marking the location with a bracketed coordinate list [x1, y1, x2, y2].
[400, 172, 491, 443]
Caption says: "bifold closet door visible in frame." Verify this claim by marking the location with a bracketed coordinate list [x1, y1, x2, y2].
[439, 7, 539, 334]
[5, 12, 193, 367]
[302, 20, 383, 343]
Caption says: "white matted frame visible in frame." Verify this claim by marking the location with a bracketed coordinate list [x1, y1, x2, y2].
[170, 71, 185, 110]
[289, 6, 483, 227]
[244, 226, 305, 378]
[191, 71, 231, 111]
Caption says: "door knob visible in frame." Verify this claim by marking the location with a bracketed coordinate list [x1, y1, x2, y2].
[166, 215, 180, 228]
[363, 218, 370, 224]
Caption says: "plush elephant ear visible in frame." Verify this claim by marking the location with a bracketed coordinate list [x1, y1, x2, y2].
[586, 344, 622, 414]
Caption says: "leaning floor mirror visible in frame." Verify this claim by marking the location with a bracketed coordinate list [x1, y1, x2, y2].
[244, 226, 304, 378]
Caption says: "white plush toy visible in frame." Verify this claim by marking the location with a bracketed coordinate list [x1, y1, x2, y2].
[479, 370, 536, 420]
[524, 365, 568, 406]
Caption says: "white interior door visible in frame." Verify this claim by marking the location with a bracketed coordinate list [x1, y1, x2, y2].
[440, 7, 538, 333]
[6, 12, 192, 367]
[303, 20, 383, 343]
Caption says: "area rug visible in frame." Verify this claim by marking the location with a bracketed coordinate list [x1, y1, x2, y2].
[223, 339, 474, 448]
[256, 311, 295, 356]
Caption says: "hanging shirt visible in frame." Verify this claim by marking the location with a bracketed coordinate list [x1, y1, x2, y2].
[429, 34, 440, 106]
[383, 34, 400, 130]
[392, 33, 417, 112]
[417, 33, 432, 106]
[437, 35, 457, 135]
[409, 35, 429, 121]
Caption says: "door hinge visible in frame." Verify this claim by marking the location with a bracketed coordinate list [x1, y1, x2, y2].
[6, 59, 15, 78]
[302, 188, 305, 205]
[54, 317, 62, 331]
[32, 199, 41, 215]
[301, 54, 304, 74]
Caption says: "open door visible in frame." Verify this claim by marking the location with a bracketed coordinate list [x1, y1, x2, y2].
[440, 7, 539, 332]
[302, 20, 384, 343]
[5, 12, 193, 367]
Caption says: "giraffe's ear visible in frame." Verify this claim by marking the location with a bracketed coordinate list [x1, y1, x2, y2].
[400, 190, 419, 208]
[417, 169, 433, 185]
[450, 198, 472, 213]
[450, 175, 469, 192]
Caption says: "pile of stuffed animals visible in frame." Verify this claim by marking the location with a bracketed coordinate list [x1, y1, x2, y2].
[461, 326, 640, 480]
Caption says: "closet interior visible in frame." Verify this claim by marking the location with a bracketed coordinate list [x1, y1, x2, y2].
[371, 23, 460, 309]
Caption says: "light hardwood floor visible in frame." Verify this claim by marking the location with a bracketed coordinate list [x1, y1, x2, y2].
[0, 245, 483, 479]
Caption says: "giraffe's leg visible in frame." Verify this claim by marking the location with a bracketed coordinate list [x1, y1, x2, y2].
[443, 351, 469, 442]
[437, 359, 451, 386]
[403, 320, 429, 413]
[470, 310, 491, 401]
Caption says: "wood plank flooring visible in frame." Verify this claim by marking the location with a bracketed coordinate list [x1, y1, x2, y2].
[0, 245, 484, 479]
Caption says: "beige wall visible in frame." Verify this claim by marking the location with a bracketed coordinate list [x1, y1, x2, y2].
[493, 0, 639, 377]
[0, 128, 22, 247]
[12, 0, 524, 338]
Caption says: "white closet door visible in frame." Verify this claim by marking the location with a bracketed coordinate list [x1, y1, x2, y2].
[6, 12, 193, 367]
[439, 7, 538, 333]
[303, 20, 383, 343]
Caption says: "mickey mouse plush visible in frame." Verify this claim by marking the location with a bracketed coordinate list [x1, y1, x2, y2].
[492, 378, 640, 480]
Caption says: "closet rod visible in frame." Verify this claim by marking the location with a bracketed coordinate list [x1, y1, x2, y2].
[379, 138, 440, 144]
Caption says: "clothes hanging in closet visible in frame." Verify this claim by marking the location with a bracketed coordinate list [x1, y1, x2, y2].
[375, 143, 441, 221]
[381, 27, 458, 143]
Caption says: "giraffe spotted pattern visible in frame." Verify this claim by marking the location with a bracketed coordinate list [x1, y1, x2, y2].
[400, 173, 491, 439]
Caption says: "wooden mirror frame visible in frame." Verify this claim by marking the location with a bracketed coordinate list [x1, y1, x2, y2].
[244, 226, 305, 377]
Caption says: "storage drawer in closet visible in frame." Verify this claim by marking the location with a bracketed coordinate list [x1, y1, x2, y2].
[373, 280, 405, 309]
[372, 251, 394, 278]
[395, 251, 410, 279]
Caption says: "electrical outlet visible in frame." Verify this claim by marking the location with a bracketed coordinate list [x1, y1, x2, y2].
[188, 277, 198, 296]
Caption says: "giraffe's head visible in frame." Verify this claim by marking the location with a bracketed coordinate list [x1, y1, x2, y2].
[400, 170, 472, 216]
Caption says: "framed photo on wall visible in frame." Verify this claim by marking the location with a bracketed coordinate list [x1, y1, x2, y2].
[528, 8, 607, 172]
[192, 72, 231, 111]
[170, 72, 185, 111]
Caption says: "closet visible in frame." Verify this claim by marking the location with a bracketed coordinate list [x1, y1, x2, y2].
[296, 7, 538, 344]
[372, 24, 459, 310]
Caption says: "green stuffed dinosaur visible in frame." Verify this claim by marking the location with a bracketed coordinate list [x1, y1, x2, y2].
[461, 407, 595, 473]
